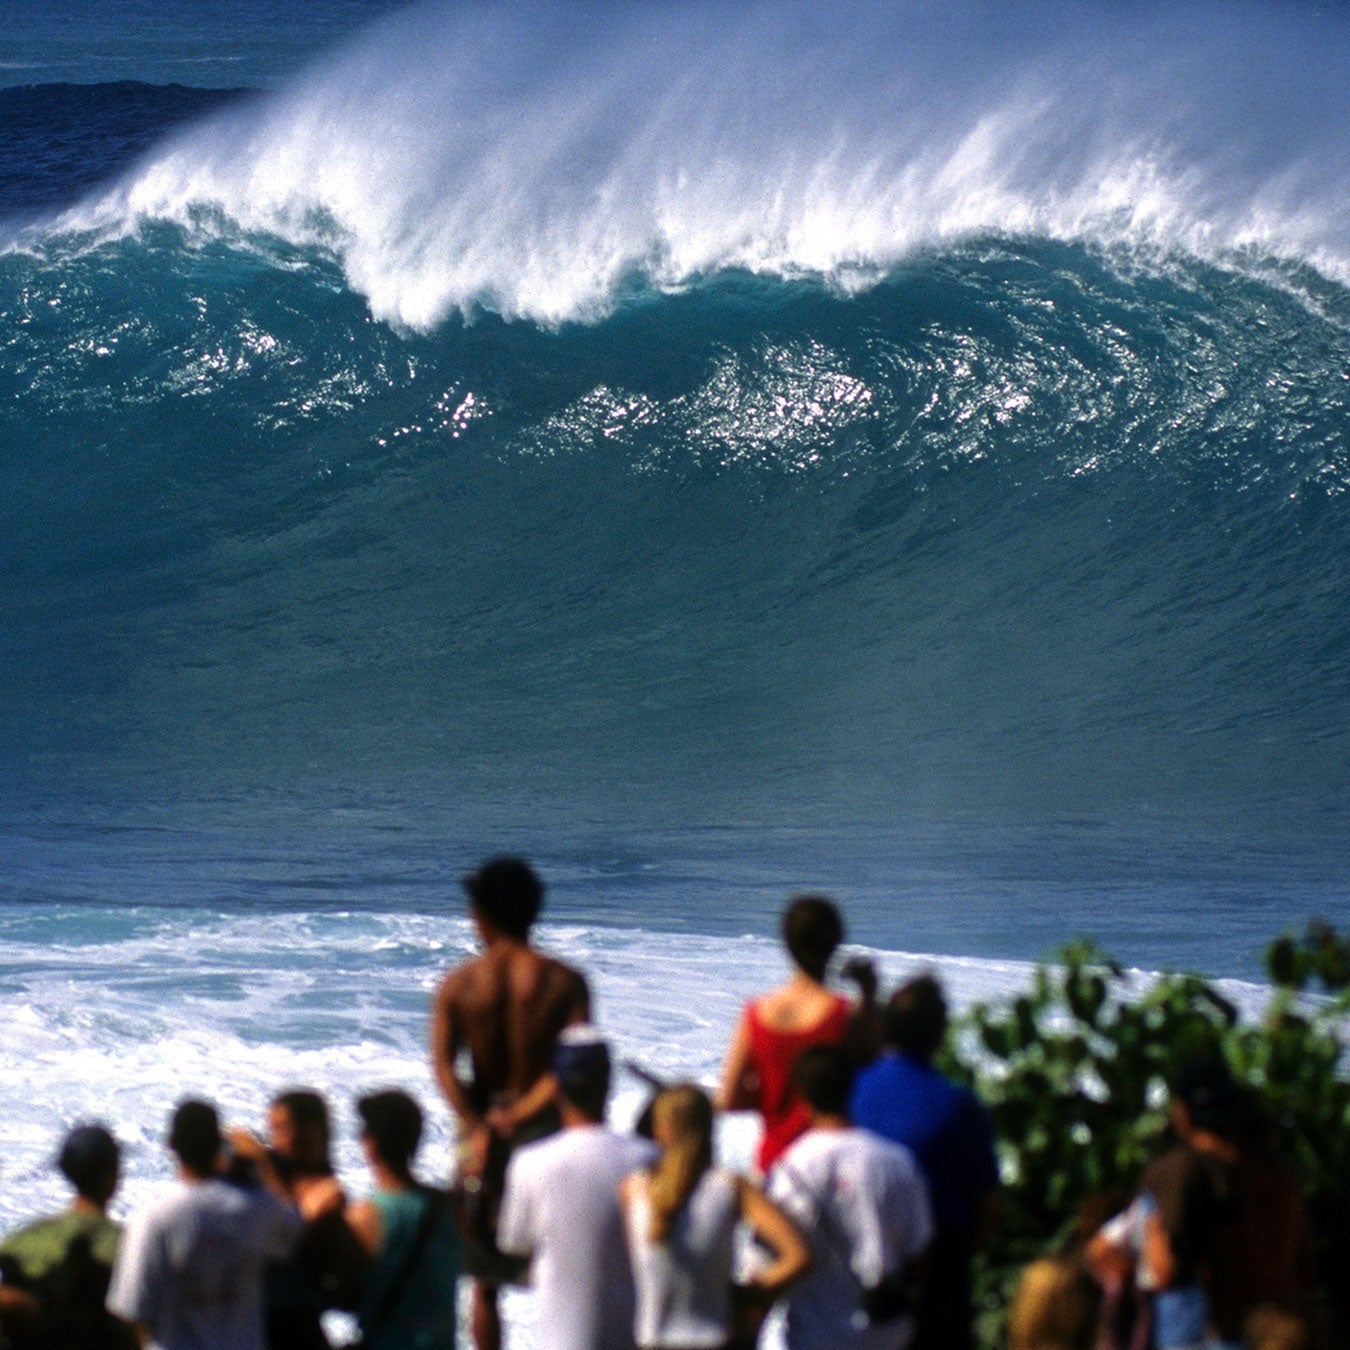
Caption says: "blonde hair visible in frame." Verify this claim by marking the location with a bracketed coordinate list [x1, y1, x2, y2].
[1007, 1255, 1099, 1350]
[647, 1085, 714, 1243]
[1245, 1307, 1310, 1350]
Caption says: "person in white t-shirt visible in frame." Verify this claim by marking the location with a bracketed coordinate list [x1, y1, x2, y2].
[768, 1045, 933, 1350]
[106, 1099, 302, 1350]
[497, 1027, 658, 1350]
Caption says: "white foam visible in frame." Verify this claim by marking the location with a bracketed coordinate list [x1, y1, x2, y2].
[0, 908, 1034, 1220]
[20, 0, 1350, 326]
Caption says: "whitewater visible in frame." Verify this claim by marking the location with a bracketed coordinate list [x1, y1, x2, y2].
[0, 1, 1347, 1338]
[15, 0, 1350, 325]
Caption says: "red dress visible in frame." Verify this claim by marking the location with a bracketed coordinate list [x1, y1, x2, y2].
[745, 993, 852, 1173]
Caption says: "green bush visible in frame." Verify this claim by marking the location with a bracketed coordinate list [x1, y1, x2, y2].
[940, 923, 1350, 1348]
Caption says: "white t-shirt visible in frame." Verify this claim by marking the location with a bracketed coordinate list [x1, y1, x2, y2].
[106, 1177, 301, 1350]
[768, 1127, 933, 1350]
[624, 1166, 741, 1349]
[498, 1124, 658, 1350]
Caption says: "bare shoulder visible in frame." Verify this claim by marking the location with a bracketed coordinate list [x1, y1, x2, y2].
[536, 953, 590, 1009]
[345, 1198, 382, 1255]
[436, 952, 492, 1004]
[540, 951, 587, 987]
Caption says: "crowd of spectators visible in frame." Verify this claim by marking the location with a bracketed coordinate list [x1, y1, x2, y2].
[0, 857, 1317, 1350]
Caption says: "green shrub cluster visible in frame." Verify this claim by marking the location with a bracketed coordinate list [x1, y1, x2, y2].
[938, 923, 1350, 1347]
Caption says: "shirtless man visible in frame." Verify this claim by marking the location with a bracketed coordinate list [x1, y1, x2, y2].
[431, 856, 590, 1350]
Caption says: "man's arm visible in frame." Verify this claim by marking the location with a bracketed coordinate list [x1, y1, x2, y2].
[841, 957, 884, 1066]
[225, 1127, 291, 1204]
[431, 974, 488, 1138]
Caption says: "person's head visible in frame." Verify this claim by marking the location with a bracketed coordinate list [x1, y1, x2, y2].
[647, 1084, 714, 1242]
[269, 1090, 332, 1172]
[1170, 1055, 1248, 1143]
[462, 856, 544, 942]
[168, 1099, 222, 1176]
[357, 1089, 423, 1174]
[792, 1043, 853, 1120]
[1007, 1255, 1101, 1350]
[553, 1025, 611, 1122]
[885, 974, 949, 1061]
[782, 894, 844, 982]
[1245, 1306, 1310, 1350]
[57, 1124, 120, 1207]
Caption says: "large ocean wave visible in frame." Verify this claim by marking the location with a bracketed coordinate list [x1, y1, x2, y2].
[1, 0, 1347, 886]
[3, 233, 1347, 833]
[8, 0, 1350, 325]
[2, 3, 1345, 1308]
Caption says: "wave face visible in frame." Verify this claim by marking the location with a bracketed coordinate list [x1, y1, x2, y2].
[4, 235, 1348, 834]
[1, 0, 1348, 865]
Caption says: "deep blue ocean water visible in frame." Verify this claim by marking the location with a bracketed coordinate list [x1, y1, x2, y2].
[0, 0, 1346, 1266]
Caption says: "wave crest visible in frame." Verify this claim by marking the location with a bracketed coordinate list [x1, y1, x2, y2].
[21, 0, 1350, 327]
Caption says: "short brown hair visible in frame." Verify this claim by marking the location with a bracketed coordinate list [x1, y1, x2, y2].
[885, 975, 948, 1059]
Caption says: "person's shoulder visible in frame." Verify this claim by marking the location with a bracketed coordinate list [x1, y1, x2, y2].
[540, 1126, 655, 1172]
[775, 1126, 832, 1172]
[241, 1180, 298, 1215]
[189, 1177, 288, 1223]
[828, 988, 854, 1015]
[188, 1177, 248, 1215]
[705, 1166, 741, 1202]
[931, 1068, 990, 1123]
[851, 1126, 922, 1174]
[507, 1126, 572, 1178]
[852, 1050, 903, 1095]
[1142, 1141, 1198, 1186]
[137, 1179, 196, 1219]
[533, 950, 588, 992]
[573, 1124, 650, 1155]
[437, 952, 492, 997]
[0, 1211, 70, 1264]
[1, 1210, 63, 1244]
[611, 1129, 659, 1169]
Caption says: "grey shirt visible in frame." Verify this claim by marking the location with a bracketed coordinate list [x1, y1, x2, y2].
[107, 1178, 300, 1350]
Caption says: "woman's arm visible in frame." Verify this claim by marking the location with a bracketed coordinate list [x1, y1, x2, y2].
[717, 1009, 759, 1112]
[1142, 1208, 1178, 1289]
[737, 1176, 811, 1293]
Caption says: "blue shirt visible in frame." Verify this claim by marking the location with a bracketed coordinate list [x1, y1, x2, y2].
[850, 1053, 999, 1233]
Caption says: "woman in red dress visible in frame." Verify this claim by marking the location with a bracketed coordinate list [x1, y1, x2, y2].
[717, 895, 877, 1175]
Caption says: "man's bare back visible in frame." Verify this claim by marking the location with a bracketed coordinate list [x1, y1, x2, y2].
[431, 856, 591, 1350]
[432, 943, 590, 1131]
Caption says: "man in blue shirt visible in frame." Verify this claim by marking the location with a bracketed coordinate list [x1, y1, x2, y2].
[850, 975, 1000, 1350]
